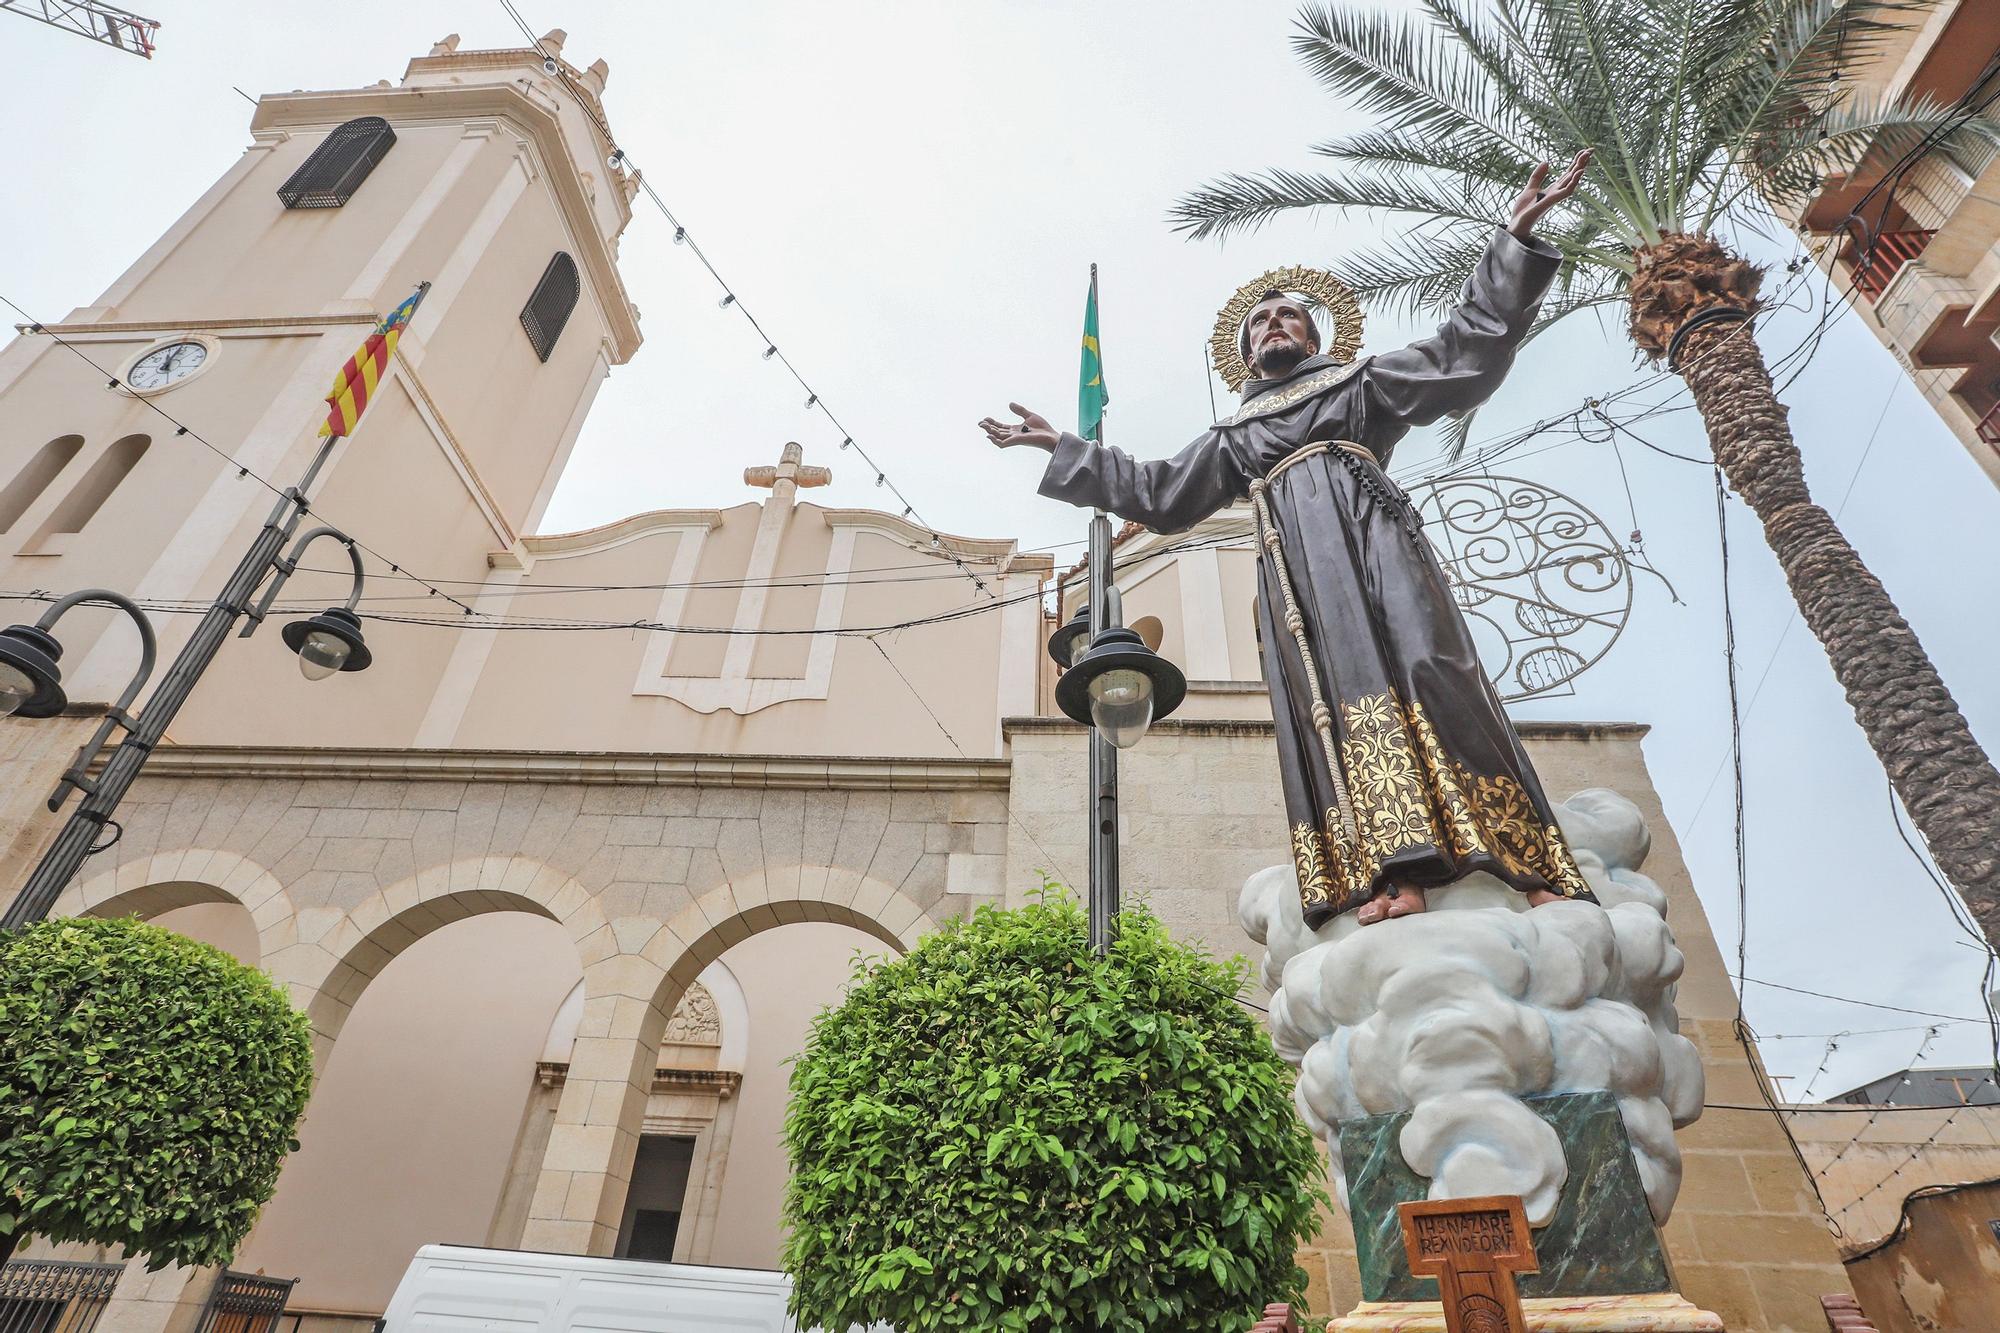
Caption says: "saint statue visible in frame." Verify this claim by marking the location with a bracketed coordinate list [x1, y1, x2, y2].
[981, 154, 1597, 929]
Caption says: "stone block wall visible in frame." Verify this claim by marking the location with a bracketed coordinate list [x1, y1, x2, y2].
[3, 722, 1867, 1331]
[1788, 1103, 2000, 1250]
[7, 745, 1012, 1330]
[0, 709, 105, 890]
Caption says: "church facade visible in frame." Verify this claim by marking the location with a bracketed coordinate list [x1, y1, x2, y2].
[0, 35, 1864, 1333]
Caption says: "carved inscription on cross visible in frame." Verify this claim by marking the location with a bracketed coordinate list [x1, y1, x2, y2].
[743, 441, 832, 497]
[1398, 1195, 1538, 1333]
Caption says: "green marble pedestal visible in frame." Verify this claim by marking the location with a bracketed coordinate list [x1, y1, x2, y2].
[1336, 1089, 1672, 1302]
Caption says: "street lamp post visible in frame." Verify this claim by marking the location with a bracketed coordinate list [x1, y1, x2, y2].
[0, 435, 375, 928]
[1050, 511, 1187, 955]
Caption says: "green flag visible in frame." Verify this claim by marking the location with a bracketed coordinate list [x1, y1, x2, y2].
[1078, 271, 1108, 441]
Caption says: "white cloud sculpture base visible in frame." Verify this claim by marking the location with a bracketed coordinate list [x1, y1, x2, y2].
[1238, 788, 1705, 1228]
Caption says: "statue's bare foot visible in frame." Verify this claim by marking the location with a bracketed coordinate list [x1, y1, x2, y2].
[1354, 886, 1427, 925]
[1524, 888, 1563, 908]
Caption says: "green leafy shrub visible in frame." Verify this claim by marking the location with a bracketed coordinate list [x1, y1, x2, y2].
[782, 896, 1326, 1332]
[0, 916, 315, 1269]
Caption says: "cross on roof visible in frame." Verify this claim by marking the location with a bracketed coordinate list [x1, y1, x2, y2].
[744, 441, 831, 495]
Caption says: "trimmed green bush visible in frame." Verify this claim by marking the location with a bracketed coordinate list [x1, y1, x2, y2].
[0, 916, 315, 1269]
[782, 896, 1326, 1332]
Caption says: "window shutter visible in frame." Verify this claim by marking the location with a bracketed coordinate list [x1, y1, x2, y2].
[520, 253, 581, 362]
[277, 117, 397, 209]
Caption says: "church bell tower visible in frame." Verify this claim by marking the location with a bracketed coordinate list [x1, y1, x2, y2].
[0, 31, 641, 724]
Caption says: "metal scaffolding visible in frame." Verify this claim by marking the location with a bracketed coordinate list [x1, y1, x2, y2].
[1, 0, 157, 58]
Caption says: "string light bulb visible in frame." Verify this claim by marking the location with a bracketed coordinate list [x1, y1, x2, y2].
[763, 346, 778, 360]
[717, 293, 735, 309]
[804, 393, 817, 408]
[673, 226, 686, 244]
[840, 438, 853, 450]
[875, 474, 885, 486]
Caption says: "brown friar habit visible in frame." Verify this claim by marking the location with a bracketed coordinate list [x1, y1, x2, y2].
[1038, 228, 1593, 929]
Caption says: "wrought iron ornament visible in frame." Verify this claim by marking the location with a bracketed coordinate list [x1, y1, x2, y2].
[1406, 473, 1632, 702]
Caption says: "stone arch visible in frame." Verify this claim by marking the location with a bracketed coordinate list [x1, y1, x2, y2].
[61, 848, 294, 946]
[270, 854, 598, 1061]
[523, 873, 940, 1255]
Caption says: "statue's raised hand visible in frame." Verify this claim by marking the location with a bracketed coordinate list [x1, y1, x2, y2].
[1508, 150, 1591, 240]
[978, 403, 1059, 454]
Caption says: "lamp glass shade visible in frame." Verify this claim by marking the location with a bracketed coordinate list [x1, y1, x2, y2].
[298, 630, 352, 681]
[1088, 667, 1155, 748]
[1047, 607, 1092, 670]
[0, 660, 35, 716]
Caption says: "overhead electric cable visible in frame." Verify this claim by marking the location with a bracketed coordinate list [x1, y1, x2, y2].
[493, 0, 992, 599]
[0, 294, 483, 618]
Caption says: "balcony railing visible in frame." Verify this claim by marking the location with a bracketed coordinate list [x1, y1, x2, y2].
[1848, 229, 1936, 303]
[192, 1272, 298, 1333]
[0, 1259, 125, 1333]
[1977, 400, 2000, 450]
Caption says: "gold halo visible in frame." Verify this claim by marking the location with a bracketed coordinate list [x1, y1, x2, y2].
[1211, 265, 1365, 393]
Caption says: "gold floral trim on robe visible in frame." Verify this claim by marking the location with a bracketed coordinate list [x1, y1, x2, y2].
[1291, 819, 1336, 910]
[1405, 700, 1591, 898]
[1285, 690, 1592, 912]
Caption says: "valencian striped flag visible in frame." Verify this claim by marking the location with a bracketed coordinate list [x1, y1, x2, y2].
[319, 282, 430, 438]
[1078, 265, 1108, 442]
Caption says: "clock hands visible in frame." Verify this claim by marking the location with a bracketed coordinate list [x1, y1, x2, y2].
[131, 342, 204, 389]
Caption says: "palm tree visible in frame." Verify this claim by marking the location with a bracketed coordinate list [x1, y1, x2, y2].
[1172, 0, 2000, 946]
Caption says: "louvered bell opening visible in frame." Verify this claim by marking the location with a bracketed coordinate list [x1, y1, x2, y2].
[520, 253, 580, 363]
[277, 117, 396, 209]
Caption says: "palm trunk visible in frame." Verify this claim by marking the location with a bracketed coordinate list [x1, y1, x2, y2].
[1648, 240, 2000, 948]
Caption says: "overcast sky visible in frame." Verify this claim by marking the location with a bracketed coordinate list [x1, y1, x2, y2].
[6, 1, 1998, 1101]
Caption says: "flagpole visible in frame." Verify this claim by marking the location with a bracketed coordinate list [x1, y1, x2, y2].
[1084, 261, 1120, 958]
[3, 284, 427, 927]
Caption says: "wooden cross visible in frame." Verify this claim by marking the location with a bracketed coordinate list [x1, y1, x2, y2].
[743, 441, 831, 495]
[1399, 1195, 1539, 1333]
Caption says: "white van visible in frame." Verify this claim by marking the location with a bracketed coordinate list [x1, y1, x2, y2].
[379, 1244, 888, 1333]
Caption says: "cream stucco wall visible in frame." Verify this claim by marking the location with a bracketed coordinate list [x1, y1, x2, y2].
[705, 922, 890, 1270]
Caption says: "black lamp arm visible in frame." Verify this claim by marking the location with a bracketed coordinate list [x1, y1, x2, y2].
[239, 525, 365, 635]
[35, 589, 158, 811]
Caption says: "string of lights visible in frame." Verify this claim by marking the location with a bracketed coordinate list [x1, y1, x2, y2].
[1810, 1027, 1942, 1187]
[0, 530, 1258, 640]
[494, 0, 992, 598]
[1831, 1092, 1988, 1225]
[1797, 1030, 1854, 1103]
[0, 293, 484, 619]
[1759, 1021, 1978, 1041]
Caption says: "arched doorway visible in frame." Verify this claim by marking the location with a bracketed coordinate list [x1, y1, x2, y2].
[234, 910, 583, 1315]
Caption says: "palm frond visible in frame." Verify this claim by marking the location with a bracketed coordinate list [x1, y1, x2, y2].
[1169, 165, 1514, 241]
[1480, 1, 1664, 236]
[1417, 0, 1542, 124]
[1695, 0, 1940, 219]
[1290, 4, 1538, 157]
[1530, 0, 1668, 237]
[1171, 0, 1977, 449]
[1313, 125, 1533, 188]
[1331, 227, 1499, 318]
[1312, 126, 1642, 246]
[1720, 95, 2000, 222]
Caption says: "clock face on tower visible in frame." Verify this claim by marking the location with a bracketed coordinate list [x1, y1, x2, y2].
[127, 340, 208, 390]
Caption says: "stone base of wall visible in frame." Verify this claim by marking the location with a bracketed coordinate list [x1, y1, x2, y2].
[1330, 1293, 1722, 1331]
